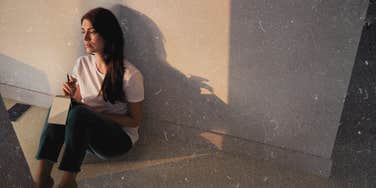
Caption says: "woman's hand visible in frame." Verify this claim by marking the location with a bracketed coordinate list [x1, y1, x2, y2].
[62, 75, 81, 102]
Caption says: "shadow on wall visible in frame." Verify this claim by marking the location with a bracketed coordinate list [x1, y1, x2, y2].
[109, 0, 365, 166]
[108, 5, 326, 174]
[109, 1, 358, 158]
[108, 4, 239, 161]
[0, 53, 51, 98]
[110, 4, 233, 133]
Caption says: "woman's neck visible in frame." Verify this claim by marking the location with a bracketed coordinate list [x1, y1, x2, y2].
[94, 53, 107, 73]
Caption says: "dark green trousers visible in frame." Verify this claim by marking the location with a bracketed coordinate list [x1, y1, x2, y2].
[35, 100, 132, 172]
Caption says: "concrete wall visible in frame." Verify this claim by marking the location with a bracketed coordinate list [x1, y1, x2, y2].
[119, 0, 367, 160]
[228, 0, 368, 159]
[0, 0, 368, 175]
[0, 0, 123, 105]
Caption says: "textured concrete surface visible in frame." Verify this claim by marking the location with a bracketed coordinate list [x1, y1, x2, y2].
[0, 0, 368, 167]
[1, 95, 376, 187]
[119, 0, 368, 163]
[1, 97, 330, 188]
[1, 0, 376, 187]
[78, 152, 329, 188]
[0, 94, 34, 188]
[330, 1, 376, 187]
[227, 0, 368, 159]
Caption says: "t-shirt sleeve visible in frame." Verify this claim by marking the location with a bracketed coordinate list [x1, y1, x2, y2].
[125, 71, 144, 102]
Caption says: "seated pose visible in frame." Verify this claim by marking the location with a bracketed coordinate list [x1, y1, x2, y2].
[34, 7, 144, 188]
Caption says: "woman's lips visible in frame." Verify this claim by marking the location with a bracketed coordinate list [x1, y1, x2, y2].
[84, 43, 92, 48]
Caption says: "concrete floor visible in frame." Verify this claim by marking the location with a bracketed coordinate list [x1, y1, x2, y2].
[3, 97, 332, 188]
[5, 95, 376, 188]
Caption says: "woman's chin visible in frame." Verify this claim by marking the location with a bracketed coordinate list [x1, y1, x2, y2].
[85, 49, 94, 54]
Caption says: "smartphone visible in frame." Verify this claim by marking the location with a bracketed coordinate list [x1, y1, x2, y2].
[7, 103, 31, 121]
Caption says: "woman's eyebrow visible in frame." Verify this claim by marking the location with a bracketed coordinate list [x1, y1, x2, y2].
[81, 27, 95, 31]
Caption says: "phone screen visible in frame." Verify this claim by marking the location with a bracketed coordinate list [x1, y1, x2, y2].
[7, 103, 31, 121]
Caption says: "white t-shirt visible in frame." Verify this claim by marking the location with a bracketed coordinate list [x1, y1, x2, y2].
[71, 54, 144, 145]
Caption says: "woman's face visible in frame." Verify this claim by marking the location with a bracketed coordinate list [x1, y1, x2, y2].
[81, 19, 105, 54]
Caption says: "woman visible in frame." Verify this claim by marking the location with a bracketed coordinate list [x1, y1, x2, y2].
[34, 7, 144, 188]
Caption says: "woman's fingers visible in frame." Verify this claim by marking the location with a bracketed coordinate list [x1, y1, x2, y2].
[65, 82, 76, 89]
[63, 81, 77, 97]
[63, 83, 73, 94]
[63, 87, 71, 95]
[68, 75, 77, 84]
[63, 88, 70, 96]
[62, 87, 70, 96]
[63, 82, 72, 91]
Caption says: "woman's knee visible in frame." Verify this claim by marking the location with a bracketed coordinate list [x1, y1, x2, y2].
[65, 105, 97, 136]
[41, 125, 65, 143]
[67, 105, 91, 124]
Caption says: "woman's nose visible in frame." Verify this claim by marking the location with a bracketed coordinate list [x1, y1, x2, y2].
[84, 32, 90, 41]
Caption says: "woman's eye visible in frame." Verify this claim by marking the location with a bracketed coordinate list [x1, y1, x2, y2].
[81, 30, 96, 35]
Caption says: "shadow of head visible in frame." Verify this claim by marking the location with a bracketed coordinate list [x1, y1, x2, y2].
[110, 4, 231, 127]
[106, 4, 235, 160]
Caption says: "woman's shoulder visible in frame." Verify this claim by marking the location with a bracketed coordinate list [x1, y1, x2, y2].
[76, 54, 94, 65]
[73, 55, 95, 73]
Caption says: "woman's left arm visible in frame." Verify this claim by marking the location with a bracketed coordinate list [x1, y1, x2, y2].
[103, 101, 143, 128]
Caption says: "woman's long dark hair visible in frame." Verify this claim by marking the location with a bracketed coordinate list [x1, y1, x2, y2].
[81, 7, 125, 104]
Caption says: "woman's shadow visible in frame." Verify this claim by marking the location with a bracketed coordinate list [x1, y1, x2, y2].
[100, 4, 235, 163]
